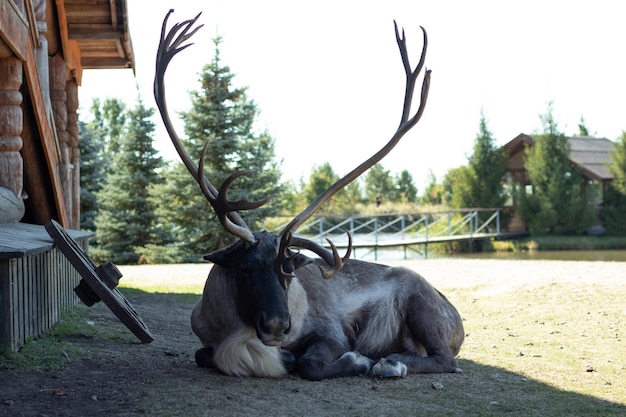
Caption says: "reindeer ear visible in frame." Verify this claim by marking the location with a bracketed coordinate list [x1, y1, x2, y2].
[203, 248, 229, 265]
[203, 240, 244, 266]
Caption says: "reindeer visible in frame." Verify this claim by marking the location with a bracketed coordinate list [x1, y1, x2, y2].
[154, 10, 464, 380]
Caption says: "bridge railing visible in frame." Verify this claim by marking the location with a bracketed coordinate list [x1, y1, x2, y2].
[266, 208, 502, 247]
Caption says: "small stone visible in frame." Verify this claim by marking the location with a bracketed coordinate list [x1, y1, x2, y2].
[431, 382, 444, 390]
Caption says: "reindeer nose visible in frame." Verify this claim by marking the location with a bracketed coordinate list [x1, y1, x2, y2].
[256, 313, 291, 346]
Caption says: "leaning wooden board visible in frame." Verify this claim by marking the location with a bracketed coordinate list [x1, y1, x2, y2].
[45, 220, 154, 343]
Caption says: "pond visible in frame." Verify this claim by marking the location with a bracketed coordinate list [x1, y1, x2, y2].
[448, 249, 626, 262]
[350, 247, 626, 262]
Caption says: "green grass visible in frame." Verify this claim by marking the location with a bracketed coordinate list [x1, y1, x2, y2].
[491, 235, 626, 252]
[0, 306, 99, 370]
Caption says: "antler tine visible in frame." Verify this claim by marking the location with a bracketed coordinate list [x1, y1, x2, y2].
[154, 10, 261, 245]
[394, 22, 431, 130]
[276, 21, 430, 277]
[274, 234, 352, 282]
[198, 143, 270, 239]
[318, 235, 352, 279]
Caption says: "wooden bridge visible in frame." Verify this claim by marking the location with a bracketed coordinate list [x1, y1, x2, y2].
[269, 209, 527, 260]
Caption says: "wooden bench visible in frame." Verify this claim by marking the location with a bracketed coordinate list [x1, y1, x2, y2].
[0, 222, 92, 351]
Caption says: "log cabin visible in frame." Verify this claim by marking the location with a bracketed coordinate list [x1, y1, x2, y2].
[0, 0, 134, 350]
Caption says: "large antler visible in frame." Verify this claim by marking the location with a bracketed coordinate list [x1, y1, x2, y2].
[154, 10, 267, 246]
[275, 21, 431, 280]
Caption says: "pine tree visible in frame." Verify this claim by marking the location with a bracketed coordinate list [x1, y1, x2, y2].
[78, 102, 109, 230]
[444, 113, 508, 226]
[93, 98, 164, 263]
[101, 97, 126, 155]
[364, 163, 395, 204]
[518, 105, 595, 235]
[157, 38, 282, 257]
[466, 114, 508, 221]
[395, 170, 418, 203]
[608, 131, 626, 194]
[600, 131, 626, 235]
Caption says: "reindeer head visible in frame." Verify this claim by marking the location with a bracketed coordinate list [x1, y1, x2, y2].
[154, 10, 430, 346]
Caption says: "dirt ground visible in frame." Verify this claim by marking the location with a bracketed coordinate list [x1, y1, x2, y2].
[1, 258, 624, 416]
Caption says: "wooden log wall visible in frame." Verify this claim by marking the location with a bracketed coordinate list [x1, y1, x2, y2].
[0, 56, 24, 203]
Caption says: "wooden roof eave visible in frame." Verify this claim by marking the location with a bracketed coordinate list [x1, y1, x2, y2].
[57, 0, 135, 82]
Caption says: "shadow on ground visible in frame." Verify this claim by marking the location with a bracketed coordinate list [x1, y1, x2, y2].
[1, 289, 624, 417]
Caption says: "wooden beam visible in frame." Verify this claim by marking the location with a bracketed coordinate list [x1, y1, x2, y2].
[68, 28, 124, 40]
[22, 41, 70, 227]
[55, 0, 70, 59]
[81, 57, 132, 68]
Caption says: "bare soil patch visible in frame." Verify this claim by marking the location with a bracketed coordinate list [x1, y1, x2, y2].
[1, 259, 625, 416]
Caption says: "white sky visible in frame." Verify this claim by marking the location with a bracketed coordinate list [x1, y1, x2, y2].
[78, 0, 626, 190]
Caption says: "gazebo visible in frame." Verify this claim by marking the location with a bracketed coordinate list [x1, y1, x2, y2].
[502, 133, 616, 232]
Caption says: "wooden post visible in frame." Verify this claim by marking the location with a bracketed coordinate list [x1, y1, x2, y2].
[66, 80, 80, 229]
[50, 53, 71, 223]
[0, 55, 25, 223]
[34, 0, 51, 116]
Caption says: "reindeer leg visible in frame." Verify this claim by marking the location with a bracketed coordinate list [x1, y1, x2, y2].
[296, 339, 407, 380]
[385, 293, 464, 374]
[295, 338, 375, 380]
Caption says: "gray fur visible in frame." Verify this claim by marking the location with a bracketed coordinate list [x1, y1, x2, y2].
[191, 235, 464, 380]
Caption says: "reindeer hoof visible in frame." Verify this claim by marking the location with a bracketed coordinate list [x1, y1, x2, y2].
[195, 347, 215, 368]
[281, 349, 296, 373]
[370, 357, 407, 378]
[454, 367, 463, 373]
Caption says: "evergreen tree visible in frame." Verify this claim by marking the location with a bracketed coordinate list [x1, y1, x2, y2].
[93, 98, 164, 263]
[301, 162, 340, 214]
[444, 114, 508, 227]
[78, 101, 109, 231]
[395, 170, 418, 203]
[600, 131, 626, 235]
[298, 163, 363, 215]
[518, 105, 595, 235]
[364, 163, 395, 204]
[467, 114, 508, 221]
[420, 170, 443, 205]
[443, 165, 473, 208]
[101, 97, 126, 154]
[157, 38, 282, 256]
[608, 131, 626, 194]
[576, 116, 591, 136]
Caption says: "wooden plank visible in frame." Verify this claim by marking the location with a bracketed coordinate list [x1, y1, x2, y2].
[16, 259, 23, 349]
[0, 260, 9, 347]
[0, 223, 92, 259]
[69, 28, 124, 40]
[0, 232, 88, 350]
[0, 0, 29, 60]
